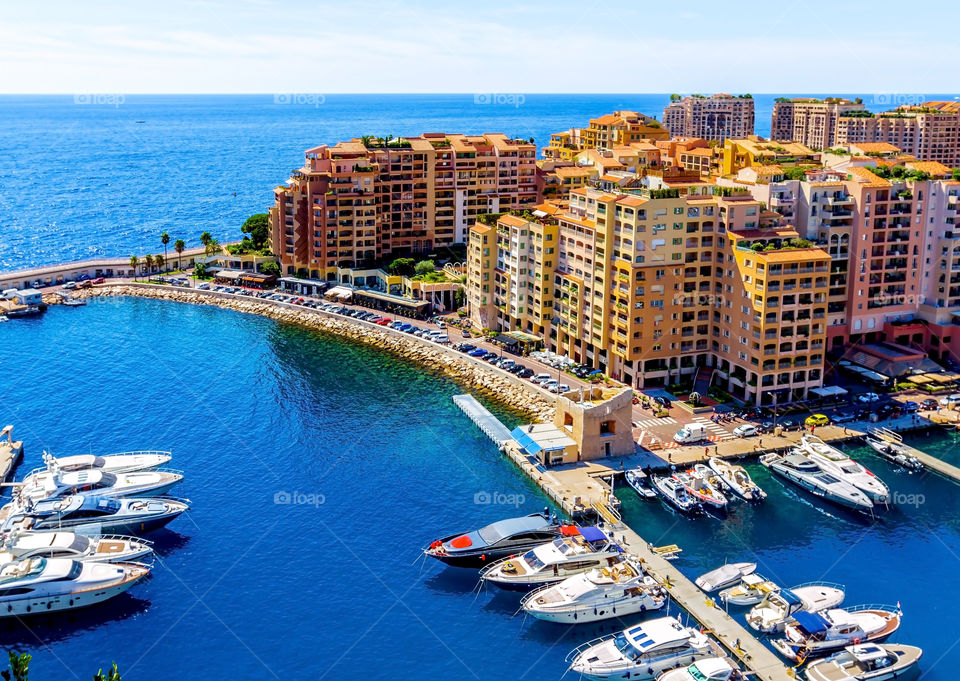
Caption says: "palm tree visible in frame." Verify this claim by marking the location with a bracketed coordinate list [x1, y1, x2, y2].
[174, 239, 185, 270]
[155, 253, 165, 271]
[129, 255, 139, 280]
[144, 254, 154, 276]
[160, 232, 170, 270]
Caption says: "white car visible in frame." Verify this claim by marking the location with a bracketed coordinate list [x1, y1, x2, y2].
[61, 281, 77, 290]
[856, 392, 880, 404]
[531, 373, 551, 385]
[939, 393, 960, 407]
[542, 379, 560, 391]
[733, 424, 759, 438]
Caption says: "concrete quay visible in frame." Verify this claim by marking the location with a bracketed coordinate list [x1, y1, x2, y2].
[0, 426, 24, 483]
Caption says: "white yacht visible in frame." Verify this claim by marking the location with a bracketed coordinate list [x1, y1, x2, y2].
[759, 452, 874, 513]
[0, 557, 149, 617]
[625, 468, 656, 499]
[33, 450, 172, 475]
[864, 430, 923, 472]
[707, 457, 766, 502]
[695, 562, 756, 592]
[1, 494, 190, 535]
[772, 606, 902, 662]
[12, 466, 183, 504]
[719, 574, 780, 606]
[652, 475, 703, 515]
[0, 531, 153, 565]
[746, 582, 846, 633]
[522, 558, 667, 623]
[805, 644, 922, 681]
[658, 658, 741, 681]
[798, 436, 889, 504]
[676, 470, 728, 513]
[480, 526, 624, 591]
[566, 616, 714, 680]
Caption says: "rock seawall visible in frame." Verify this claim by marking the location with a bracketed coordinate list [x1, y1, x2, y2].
[71, 285, 556, 423]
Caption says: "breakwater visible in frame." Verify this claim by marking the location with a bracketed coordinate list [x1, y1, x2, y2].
[61, 284, 556, 423]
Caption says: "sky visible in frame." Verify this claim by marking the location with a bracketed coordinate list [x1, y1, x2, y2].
[1, 0, 958, 94]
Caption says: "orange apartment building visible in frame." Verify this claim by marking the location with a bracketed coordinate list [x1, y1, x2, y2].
[543, 111, 670, 160]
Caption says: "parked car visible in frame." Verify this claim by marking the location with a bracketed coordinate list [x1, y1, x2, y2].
[654, 396, 672, 408]
[516, 368, 535, 379]
[877, 403, 901, 419]
[542, 379, 560, 391]
[61, 281, 77, 290]
[92, 277, 105, 284]
[468, 348, 487, 358]
[779, 419, 796, 431]
[508, 364, 527, 374]
[732, 424, 758, 438]
[900, 400, 919, 413]
[804, 414, 830, 427]
[832, 412, 856, 424]
[456, 344, 476, 353]
[939, 393, 960, 407]
[757, 421, 775, 434]
[198, 283, 211, 290]
[532, 373, 551, 384]
[856, 392, 880, 404]
[921, 398, 938, 410]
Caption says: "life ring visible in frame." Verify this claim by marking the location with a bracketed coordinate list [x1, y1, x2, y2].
[853, 637, 862, 645]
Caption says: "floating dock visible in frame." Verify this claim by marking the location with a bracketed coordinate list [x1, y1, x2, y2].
[0, 425, 24, 483]
[453, 394, 514, 447]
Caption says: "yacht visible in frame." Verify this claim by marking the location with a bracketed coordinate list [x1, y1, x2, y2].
[521, 558, 667, 623]
[864, 430, 923, 472]
[759, 452, 874, 513]
[746, 582, 846, 633]
[14, 467, 183, 504]
[719, 574, 780, 606]
[1, 495, 190, 535]
[0, 557, 149, 617]
[34, 450, 173, 475]
[658, 658, 742, 681]
[652, 476, 703, 515]
[480, 526, 624, 591]
[707, 457, 766, 502]
[566, 616, 714, 680]
[805, 644, 922, 681]
[798, 436, 889, 504]
[424, 511, 563, 568]
[772, 606, 902, 662]
[695, 562, 756, 592]
[676, 470, 728, 513]
[0, 530, 153, 565]
[625, 468, 656, 499]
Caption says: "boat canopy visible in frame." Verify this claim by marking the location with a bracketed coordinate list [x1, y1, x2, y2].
[779, 588, 803, 606]
[577, 526, 608, 543]
[792, 610, 830, 634]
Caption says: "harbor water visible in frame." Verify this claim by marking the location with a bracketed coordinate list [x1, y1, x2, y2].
[1, 300, 959, 678]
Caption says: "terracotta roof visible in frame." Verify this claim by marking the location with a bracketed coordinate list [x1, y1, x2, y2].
[849, 142, 900, 154]
[906, 161, 953, 177]
[499, 214, 530, 227]
[847, 166, 890, 187]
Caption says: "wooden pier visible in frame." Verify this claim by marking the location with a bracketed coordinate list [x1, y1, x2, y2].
[0, 425, 24, 483]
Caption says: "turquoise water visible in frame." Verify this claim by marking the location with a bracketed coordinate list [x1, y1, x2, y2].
[1, 299, 959, 678]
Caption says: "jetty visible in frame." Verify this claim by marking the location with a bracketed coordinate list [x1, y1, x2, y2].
[0, 426, 24, 483]
[453, 394, 513, 447]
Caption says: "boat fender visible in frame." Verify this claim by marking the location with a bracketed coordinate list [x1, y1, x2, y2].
[640, 604, 646, 612]
[854, 638, 861, 645]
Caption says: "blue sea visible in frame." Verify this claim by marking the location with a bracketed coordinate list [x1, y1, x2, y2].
[3, 93, 956, 271]
[1, 300, 959, 679]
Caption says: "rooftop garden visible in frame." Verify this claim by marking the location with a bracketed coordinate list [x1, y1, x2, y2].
[871, 165, 932, 182]
[360, 135, 412, 148]
[747, 237, 814, 252]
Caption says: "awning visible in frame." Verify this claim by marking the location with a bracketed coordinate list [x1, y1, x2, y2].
[810, 386, 848, 397]
[577, 526, 608, 542]
[337, 291, 352, 301]
[215, 270, 243, 280]
[791, 611, 829, 635]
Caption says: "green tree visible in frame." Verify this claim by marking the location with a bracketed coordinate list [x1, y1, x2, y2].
[129, 255, 139, 280]
[155, 253, 165, 271]
[1, 651, 31, 681]
[260, 261, 281, 277]
[194, 261, 210, 279]
[93, 662, 121, 681]
[414, 259, 436, 276]
[174, 239, 185, 269]
[144, 254, 154, 274]
[160, 231, 170, 268]
[387, 257, 416, 276]
[200, 231, 212, 248]
[670, 94, 681, 102]
[241, 214, 270, 250]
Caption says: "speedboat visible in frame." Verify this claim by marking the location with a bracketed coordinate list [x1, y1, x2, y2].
[773, 606, 902, 662]
[34, 450, 173, 475]
[424, 511, 563, 568]
[695, 562, 756, 592]
[805, 644, 922, 681]
[652, 476, 702, 515]
[759, 452, 874, 513]
[719, 573, 780, 606]
[747, 582, 846, 633]
[625, 468, 656, 499]
[566, 616, 713, 680]
[658, 658, 742, 681]
[0, 557, 149, 617]
[480, 526, 624, 591]
[707, 457, 766, 502]
[676, 470, 728, 513]
[864, 431, 923, 472]
[521, 558, 667, 623]
[13, 467, 183, 504]
[799, 436, 889, 505]
[1, 495, 190, 535]
[0, 530, 153, 564]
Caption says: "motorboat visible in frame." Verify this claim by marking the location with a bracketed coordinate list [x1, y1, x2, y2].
[746, 582, 846, 633]
[707, 457, 766, 502]
[0, 530, 153, 564]
[625, 468, 656, 499]
[695, 562, 756, 592]
[675, 470, 728, 513]
[13, 466, 183, 504]
[424, 511, 563, 568]
[759, 452, 874, 513]
[719, 574, 780, 606]
[657, 658, 742, 681]
[521, 558, 667, 623]
[651, 476, 702, 515]
[864, 430, 923, 472]
[1, 495, 190, 535]
[34, 450, 173, 475]
[773, 606, 902, 662]
[566, 616, 714, 680]
[805, 644, 922, 681]
[798, 436, 889, 504]
[0, 557, 149, 617]
[480, 526, 624, 591]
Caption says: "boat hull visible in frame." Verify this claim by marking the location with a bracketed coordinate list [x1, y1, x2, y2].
[767, 462, 873, 512]
[0, 567, 147, 618]
[805, 644, 922, 681]
[526, 594, 665, 623]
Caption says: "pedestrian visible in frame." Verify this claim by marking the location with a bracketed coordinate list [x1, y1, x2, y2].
[704, 446, 709, 457]
[759, 438, 763, 448]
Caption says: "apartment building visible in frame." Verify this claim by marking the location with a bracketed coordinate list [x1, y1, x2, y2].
[721, 137, 819, 175]
[662, 94, 755, 142]
[770, 98, 867, 149]
[270, 133, 538, 278]
[543, 111, 669, 159]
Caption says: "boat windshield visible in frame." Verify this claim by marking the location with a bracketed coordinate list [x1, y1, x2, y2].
[477, 525, 503, 544]
[688, 663, 709, 681]
[523, 550, 545, 571]
[613, 633, 640, 659]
